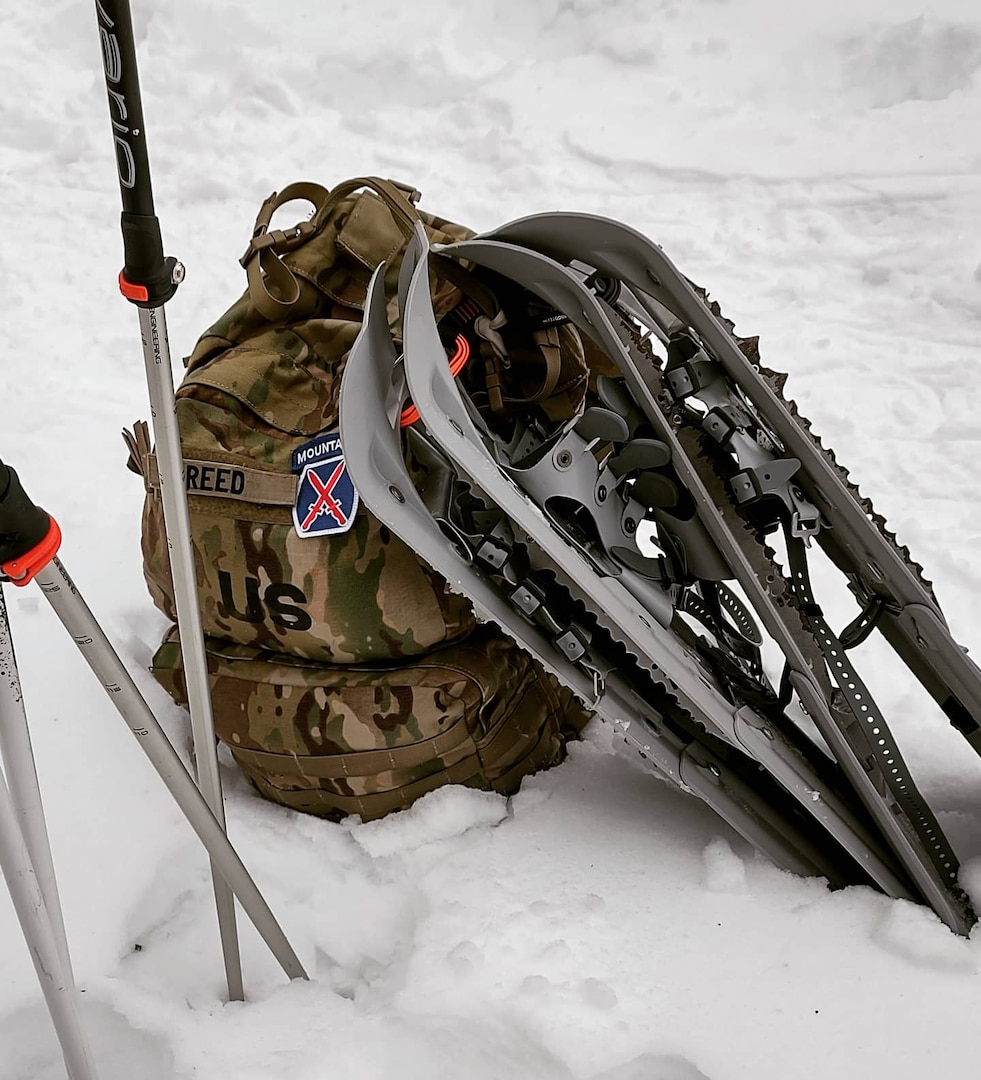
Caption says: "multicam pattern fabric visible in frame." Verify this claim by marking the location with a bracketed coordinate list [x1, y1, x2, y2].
[141, 188, 478, 663]
[152, 625, 591, 821]
[137, 177, 591, 818]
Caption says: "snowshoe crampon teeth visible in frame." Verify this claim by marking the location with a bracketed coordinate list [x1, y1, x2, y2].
[342, 213, 980, 936]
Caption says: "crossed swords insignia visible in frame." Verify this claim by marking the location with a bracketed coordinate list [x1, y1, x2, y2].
[300, 460, 349, 531]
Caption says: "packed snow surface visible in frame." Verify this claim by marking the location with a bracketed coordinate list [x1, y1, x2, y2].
[2, 1, 981, 1078]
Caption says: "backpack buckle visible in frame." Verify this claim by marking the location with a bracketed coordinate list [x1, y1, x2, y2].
[239, 221, 316, 268]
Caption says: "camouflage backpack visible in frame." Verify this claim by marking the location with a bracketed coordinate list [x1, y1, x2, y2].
[127, 176, 591, 821]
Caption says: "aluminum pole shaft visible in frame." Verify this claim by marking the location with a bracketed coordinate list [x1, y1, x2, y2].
[33, 555, 307, 984]
[0, 583, 74, 978]
[136, 303, 244, 1000]
[94, 0, 244, 1001]
[0, 769, 98, 1080]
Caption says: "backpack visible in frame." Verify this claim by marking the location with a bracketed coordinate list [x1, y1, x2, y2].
[127, 176, 591, 820]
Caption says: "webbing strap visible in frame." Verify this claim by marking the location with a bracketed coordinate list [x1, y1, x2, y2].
[310, 176, 421, 235]
[431, 254, 565, 411]
[489, 719, 561, 792]
[240, 177, 423, 321]
[431, 253, 501, 319]
[229, 713, 476, 780]
[239, 181, 329, 320]
[122, 419, 153, 481]
[523, 324, 564, 404]
[250, 754, 485, 819]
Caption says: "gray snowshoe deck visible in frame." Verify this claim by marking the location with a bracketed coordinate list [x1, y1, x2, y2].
[340, 217, 976, 935]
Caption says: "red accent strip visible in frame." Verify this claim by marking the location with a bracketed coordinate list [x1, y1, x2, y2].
[118, 273, 149, 302]
[400, 335, 471, 429]
[2, 517, 62, 587]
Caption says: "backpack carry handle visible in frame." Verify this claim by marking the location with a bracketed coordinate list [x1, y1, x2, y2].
[241, 176, 423, 321]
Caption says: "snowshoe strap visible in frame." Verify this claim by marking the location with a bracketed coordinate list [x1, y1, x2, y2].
[432, 252, 502, 322]
[432, 253, 566, 414]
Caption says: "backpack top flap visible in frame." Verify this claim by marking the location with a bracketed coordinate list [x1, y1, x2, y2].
[186, 179, 475, 378]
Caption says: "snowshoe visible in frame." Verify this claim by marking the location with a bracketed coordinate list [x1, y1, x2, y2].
[338, 216, 981, 935]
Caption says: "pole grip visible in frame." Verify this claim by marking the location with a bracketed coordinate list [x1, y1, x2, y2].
[0, 462, 60, 582]
[95, 0, 180, 307]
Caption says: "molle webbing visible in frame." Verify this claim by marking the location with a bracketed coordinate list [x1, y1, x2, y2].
[235, 696, 563, 821]
[150, 627, 584, 822]
[230, 711, 481, 780]
[247, 757, 482, 820]
[136, 175, 589, 825]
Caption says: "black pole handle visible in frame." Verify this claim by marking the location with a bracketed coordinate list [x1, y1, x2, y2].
[95, 1, 181, 307]
[0, 461, 59, 577]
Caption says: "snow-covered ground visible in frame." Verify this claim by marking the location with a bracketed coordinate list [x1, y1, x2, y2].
[2, 1, 981, 1077]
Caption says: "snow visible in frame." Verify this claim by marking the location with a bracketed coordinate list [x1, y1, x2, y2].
[2, 0, 981, 1077]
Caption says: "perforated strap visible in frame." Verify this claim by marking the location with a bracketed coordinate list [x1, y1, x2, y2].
[240, 177, 423, 321]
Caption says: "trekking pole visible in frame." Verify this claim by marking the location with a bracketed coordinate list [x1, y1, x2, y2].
[92, 0, 244, 999]
[0, 459, 308, 986]
[0, 769, 98, 1080]
[0, 583, 74, 979]
[1, 582, 99, 1080]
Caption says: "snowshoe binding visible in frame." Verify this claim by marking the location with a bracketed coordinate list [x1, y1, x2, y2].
[339, 214, 981, 935]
